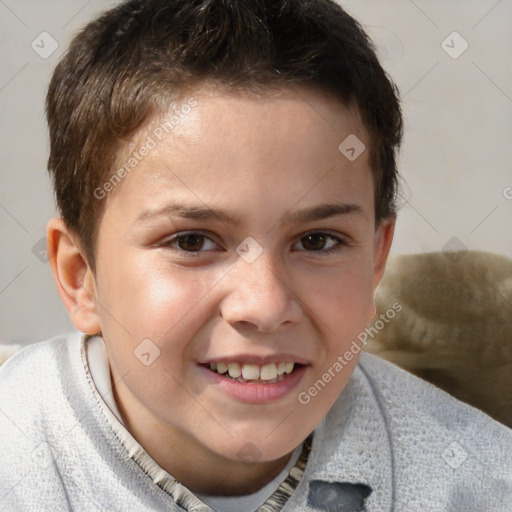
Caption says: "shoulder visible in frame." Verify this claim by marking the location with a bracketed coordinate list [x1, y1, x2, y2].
[308, 351, 512, 510]
[352, 351, 512, 508]
[356, 350, 510, 435]
[0, 332, 84, 430]
[0, 332, 91, 505]
[0, 332, 80, 390]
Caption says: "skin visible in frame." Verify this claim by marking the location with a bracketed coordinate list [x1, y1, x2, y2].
[47, 85, 395, 496]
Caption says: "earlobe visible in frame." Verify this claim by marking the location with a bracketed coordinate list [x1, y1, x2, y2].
[46, 218, 101, 334]
[372, 217, 395, 290]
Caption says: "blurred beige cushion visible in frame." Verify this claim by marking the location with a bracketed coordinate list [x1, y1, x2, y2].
[0, 344, 22, 366]
[365, 250, 512, 428]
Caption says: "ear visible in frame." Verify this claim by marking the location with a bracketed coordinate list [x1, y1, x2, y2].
[46, 218, 101, 334]
[372, 217, 395, 290]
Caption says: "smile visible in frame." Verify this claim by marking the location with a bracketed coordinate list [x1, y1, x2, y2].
[207, 361, 297, 384]
[199, 359, 308, 403]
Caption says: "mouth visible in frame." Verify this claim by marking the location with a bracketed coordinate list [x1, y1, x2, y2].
[197, 354, 309, 403]
[203, 361, 302, 384]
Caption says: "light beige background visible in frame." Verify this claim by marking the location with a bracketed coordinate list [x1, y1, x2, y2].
[1, 0, 511, 344]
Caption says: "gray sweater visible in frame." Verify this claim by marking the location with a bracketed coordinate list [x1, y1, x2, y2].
[0, 332, 511, 511]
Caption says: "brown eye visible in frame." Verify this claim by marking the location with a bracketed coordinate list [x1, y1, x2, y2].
[161, 231, 219, 255]
[176, 234, 205, 252]
[295, 232, 345, 254]
[300, 233, 328, 251]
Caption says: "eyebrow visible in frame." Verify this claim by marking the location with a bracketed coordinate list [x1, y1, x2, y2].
[136, 202, 240, 224]
[285, 202, 364, 223]
[136, 200, 364, 225]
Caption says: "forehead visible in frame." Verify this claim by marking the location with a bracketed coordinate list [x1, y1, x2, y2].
[153, 84, 368, 160]
[103, 85, 373, 227]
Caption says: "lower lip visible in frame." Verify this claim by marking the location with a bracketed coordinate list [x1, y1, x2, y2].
[198, 365, 308, 403]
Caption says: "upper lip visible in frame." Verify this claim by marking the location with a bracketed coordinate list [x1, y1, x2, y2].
[198, 354, 310, 366]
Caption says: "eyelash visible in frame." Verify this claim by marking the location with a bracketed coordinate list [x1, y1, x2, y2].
[294, 232, 347, 255]
[159, 231, 347, 258]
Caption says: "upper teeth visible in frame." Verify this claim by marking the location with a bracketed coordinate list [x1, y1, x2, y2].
[209, 361, 295, 381]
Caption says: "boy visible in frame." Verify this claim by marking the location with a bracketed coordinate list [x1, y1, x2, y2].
[1, 0, 511, 510]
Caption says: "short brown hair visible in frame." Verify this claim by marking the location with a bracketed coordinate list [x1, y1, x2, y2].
[46, 0, 403, 270]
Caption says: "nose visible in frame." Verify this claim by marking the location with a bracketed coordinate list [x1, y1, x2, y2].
[220, 252, 303, 333]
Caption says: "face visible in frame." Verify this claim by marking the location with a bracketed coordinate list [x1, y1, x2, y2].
[81, 85, 393, 489]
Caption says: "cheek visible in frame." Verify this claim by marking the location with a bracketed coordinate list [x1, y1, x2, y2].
[100, 254, 212, 328]
[304, 259, 376, 334]
[97, 257, 221, 406]
[296, 267, 372, 417]
[95, 253, 223, 373]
